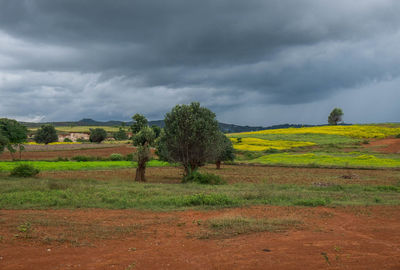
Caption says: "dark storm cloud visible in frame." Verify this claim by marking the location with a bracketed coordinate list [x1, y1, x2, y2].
[0, 0, 400, 123]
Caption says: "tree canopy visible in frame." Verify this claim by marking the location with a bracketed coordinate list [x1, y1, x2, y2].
[34, 124, 58, 144]
[131, 114, 148, 134]
[0, 118, 28, 158]
[157, 102, 220, 176]
[328, 108, 344, 125]
[89, 128, 107, 143]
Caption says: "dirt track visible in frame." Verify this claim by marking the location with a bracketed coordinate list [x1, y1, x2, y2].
[0, 206, 399, 270]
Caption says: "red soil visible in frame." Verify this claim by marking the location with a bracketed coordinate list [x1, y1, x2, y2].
[0, 144, 136, 161]
[0, 206, 399, 270]
[365, 138, 400, 154]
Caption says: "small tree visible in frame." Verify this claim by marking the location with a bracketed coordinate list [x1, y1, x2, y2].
[157, 102, 220, 176]
[133, 124, 155, 182]
[34, 124, 58, 144]
[131, 114, 148, 134]
[328, 108, 343, 125]
[113, 127, 128, 141]
[89, 128, 107, 143]
[213, 132, 235, 169]
[0, 118, 28, 159]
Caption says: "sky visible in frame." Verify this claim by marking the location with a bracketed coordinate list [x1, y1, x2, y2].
[0, 0, 399, 126]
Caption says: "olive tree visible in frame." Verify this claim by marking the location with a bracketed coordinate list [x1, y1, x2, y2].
[34, 124, 58, 144]
[132, 121, 155, 182]
[0, 118, 28, 159]
[213, 132, 235, 169]
[131, 114, 148, 134]
[157, 102, 220, 176]
[328, 108, 343, 125]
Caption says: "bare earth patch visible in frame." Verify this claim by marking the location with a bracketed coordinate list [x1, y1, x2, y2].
[0, 206, 399, 269]
[0, 144, 136, 161]
[365, 138, 400, 154]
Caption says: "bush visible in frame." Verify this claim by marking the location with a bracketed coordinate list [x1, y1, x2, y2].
[63, 138, 72, 142]
[10, 164, 40, 177]
[182, 171, 226, 185]
[76, 138, 89, 143]
[396, 134, 400, 138]
[109, 153, 123, 161]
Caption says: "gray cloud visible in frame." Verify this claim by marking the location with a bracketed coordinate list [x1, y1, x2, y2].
[0, 0, 399, 124]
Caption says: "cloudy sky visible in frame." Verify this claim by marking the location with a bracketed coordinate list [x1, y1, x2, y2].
[0, 0, 399, 126]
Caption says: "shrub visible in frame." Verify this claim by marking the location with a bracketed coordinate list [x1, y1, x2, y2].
[396, 134, 400, 138]
[109, 153, 123, 161]
[76, 138, 89, 143]
[10, 164, 40, 177]
[63, 138, 72, 142]
[182, 171, 226, 185]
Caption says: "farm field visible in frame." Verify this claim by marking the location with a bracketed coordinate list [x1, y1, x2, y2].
[1, 124, 400, 269]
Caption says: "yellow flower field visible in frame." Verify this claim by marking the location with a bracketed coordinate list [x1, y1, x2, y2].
[232, 125, 400, 139]
[230, 137, 315, 151]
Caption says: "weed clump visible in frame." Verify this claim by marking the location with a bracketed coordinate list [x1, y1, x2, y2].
[183, 171, 226, 185]
[10, 164, 40, 177]
[109, 153, 123, 161]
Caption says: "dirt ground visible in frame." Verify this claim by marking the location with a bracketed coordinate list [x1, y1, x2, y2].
[40, 165, 400, 186]
[0, 144, 136, 161]
[0, 206, 399, 270]
[365, 138, 400, 154]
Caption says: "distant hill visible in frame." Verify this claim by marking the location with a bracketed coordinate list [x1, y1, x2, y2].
[21, 118, 318, 133]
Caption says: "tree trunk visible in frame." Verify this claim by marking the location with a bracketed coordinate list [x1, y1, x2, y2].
[135, 160, 147, 182]
[216, 160, 221, 170]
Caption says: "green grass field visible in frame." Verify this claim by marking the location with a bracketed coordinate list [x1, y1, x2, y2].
[0, 176, 399, 210]
[250, 153, 400, 169]
[0, 160, 171, 172]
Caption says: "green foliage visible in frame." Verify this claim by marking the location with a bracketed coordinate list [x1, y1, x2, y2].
[396, 134, 400, 138]
[109, 153, 123, 161]
[10, 164, 40, 177]
[182, 171, 226, 185]
[63, 138, 72, 142]
[131, 114, 148, 134]
[76, 138, 89, 143]
[0, 118, 28, 158]
[34, 124, 58, 144]
[0, 134, 8, 154]
[125, 153, 134, 161]
[151, 125, 161, 138]
[328, 108, 344, 125]
[214, 132, 235, 163]
[113, 127, 128, 141]
[89, 128, 107, 143]
[158, 102, 220, 175]
[132, 126, 155, 147]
